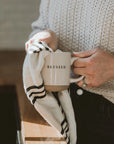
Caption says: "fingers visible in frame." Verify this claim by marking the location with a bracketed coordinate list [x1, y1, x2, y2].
[77, 79, 90, 87]
[25, 31, 51, 52]
[33, 30, 51, 41]
[39, 37, 51, 44]
[77, 79, 85, 87]
[25, 30, 58, 52]
[73, 67, 86, 76]
[73, 58, 88, 68]
[73, 67, 92, 87]
[77, 76, 93, 87]
[73, 49, 97, 58]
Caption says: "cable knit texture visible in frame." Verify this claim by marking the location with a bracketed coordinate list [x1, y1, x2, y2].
[30, 0, 114, 103]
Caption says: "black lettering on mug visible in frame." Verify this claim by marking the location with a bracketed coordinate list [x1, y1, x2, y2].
[47, 65, 66, 69]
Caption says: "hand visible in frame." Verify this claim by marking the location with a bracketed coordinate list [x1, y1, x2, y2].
[73, 48, 114, 87]
[25, 30, 58, 52]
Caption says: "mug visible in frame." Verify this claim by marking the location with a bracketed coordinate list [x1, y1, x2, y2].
[41, 52, 84, 92]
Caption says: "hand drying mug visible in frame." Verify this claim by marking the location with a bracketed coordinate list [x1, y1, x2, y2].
[41, 52, 84, 92]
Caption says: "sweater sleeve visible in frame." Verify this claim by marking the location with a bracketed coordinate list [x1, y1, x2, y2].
[29, 0, 50, 39]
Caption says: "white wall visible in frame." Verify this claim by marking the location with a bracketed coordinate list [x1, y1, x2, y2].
[0, 0, 41, 50]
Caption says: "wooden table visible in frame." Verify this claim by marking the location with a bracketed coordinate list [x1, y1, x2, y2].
[0, 51, 66, 144]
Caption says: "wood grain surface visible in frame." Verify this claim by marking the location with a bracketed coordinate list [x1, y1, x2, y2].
[0, 51, 66, 144]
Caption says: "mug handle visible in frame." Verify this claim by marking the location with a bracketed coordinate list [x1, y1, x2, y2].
[70, 57, 84, 83]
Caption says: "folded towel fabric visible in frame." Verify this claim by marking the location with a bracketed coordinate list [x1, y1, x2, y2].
[23, 39, 77, 144]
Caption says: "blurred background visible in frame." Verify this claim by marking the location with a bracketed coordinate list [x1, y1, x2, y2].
[0, 0, 65, 143]
[0, 0, 41, 50]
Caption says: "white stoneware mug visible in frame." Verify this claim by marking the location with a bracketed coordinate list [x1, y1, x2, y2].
[42, 52, 84, 92]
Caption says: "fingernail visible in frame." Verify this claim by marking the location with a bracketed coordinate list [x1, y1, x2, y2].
[73, 51, 79, 54]
[72, 52, 79, 57]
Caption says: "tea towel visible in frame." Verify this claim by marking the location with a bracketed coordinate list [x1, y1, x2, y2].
[23, 40, 77, 144]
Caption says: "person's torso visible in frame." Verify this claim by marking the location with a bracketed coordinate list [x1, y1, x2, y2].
[47, 0, 114, 53]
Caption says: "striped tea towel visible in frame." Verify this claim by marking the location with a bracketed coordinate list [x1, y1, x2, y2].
[23, 40, 77, 144]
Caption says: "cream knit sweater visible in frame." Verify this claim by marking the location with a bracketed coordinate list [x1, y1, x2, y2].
[29, 0, 114, 103]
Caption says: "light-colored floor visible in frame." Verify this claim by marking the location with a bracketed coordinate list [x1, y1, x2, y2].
[0, 51, 66, 144]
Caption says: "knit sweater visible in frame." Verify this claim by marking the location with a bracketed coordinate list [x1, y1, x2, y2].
[29, 0, 114, 103]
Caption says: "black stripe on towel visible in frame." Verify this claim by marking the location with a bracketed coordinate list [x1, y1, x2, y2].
[61, 117, 67, 127]
[53, 92, 70, 114]
[61, 126, 69, 136]
[33, 50, 40, 53]
[64, 133, 70, 144]
[63, 123, 69, 132]
[38, 41, 42, 44]
[39, 48, 43, 51]
[61, 117, 70, 143]
[32, 93, 46, 104]
[26, 83, 44, 92]
[52, 92, 61, 106]
[61, 117, 68, 134]
[61, 125, 69, 136]
[63, 133, 70, 144]
[65, 134, 69, 140]
[29, 89, 45, 97]
[52, 92, 64, 113]
[45, 47, 50, 51]
[65, 127, 69, 133]
[67, 137, 70, 144]
[52, 92, 70, 144]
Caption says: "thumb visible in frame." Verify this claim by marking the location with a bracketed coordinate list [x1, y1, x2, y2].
[39, 37, 51, 44]
[73, 49, 97, 58]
